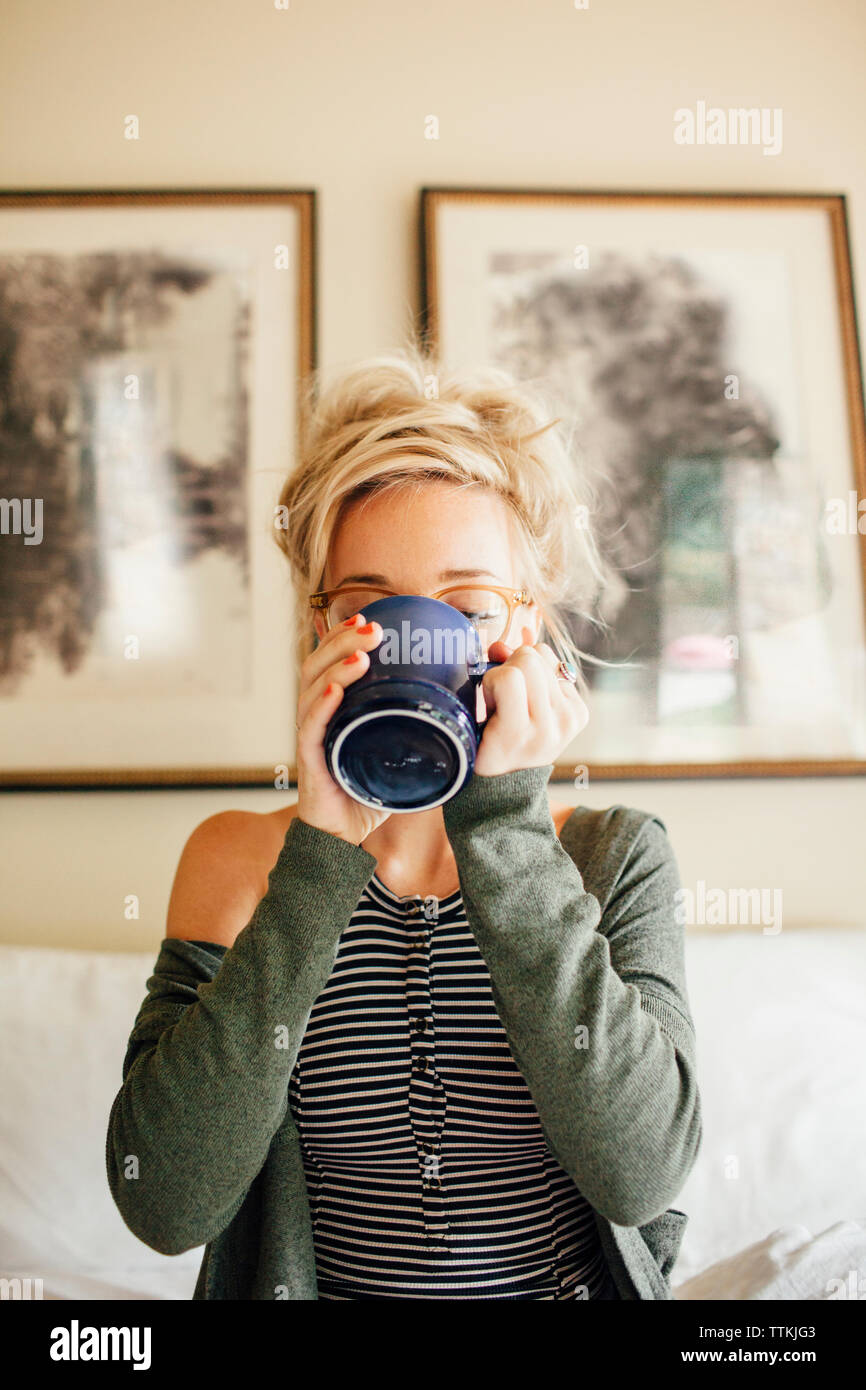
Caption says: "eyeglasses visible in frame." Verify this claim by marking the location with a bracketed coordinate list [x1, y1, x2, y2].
[309, 583, 533, 652]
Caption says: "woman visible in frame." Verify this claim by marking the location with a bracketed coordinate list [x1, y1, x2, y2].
[106, 344, 702, 1300]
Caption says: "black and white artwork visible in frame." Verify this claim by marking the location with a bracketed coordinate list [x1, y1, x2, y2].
[0, 192, 311, 786]
[423, 191, 866, 775]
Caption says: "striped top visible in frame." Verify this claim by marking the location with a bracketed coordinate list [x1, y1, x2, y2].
[288, 868, 617, 1300]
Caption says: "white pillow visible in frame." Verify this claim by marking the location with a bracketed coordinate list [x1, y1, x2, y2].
[673, 926, 866, 1284]
[675, 1219, 866, 1300]
[0, 943, 201, 1296]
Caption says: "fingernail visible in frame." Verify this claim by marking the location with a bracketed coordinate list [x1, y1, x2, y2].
[357, 621, 377, 635]
[342, 651, 363, 664]
[342, 613, 362, 627]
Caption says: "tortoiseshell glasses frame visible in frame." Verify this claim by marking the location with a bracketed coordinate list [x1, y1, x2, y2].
[309, 582, 533, 644]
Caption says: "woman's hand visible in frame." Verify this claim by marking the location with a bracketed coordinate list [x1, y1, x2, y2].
[472, 636, 589, 778]
[295, 613, 392, 845]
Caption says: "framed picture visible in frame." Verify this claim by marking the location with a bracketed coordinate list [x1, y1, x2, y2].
[421, 188, 866, 779]
[0, 188, 314, 788]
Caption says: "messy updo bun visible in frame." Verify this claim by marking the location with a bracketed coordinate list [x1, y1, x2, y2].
[274, 338, 605, 693]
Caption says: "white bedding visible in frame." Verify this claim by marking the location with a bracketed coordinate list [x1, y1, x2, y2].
[6, 1219, 865, 1302]
[668, 925, 866, 1287]
[1, 928, 864, 1300]
[674, 1219, 866, 1300]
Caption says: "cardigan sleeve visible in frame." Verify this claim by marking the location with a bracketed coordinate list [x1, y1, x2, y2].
[441, 762, 702, 1229]
[105, 817, 377, 1257]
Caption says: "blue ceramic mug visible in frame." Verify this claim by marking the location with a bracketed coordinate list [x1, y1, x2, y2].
[323, 594, 502, 812]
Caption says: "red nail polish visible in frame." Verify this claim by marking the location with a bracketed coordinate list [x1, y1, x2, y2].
[342, 651, 362, 664]
[342, 614, 362, 627]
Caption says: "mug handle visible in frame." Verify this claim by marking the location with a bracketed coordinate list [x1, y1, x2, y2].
[470, 658, 503, 732]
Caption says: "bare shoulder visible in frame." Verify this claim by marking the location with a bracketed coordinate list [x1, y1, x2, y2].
[549, 799, 578, 838]
[165, 805, 301, 947]
[166, 798, 573, 947]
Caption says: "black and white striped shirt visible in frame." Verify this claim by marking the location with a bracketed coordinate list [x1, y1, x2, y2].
[288, 869, 617, 1300]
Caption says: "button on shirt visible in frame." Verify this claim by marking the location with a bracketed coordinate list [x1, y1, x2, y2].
[288, 871, 616, 1300]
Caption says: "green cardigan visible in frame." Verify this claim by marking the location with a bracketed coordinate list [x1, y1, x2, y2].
[106, 763, 702, 1300]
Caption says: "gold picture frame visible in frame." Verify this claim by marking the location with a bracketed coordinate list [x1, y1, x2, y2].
[0, 188, 315, 788]
[421, 188, 866, 780]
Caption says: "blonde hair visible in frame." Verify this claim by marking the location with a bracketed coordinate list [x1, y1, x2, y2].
[274, 340, 607, 697]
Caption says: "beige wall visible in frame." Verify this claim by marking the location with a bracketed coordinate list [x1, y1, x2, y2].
[2, 0, 864, 950]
